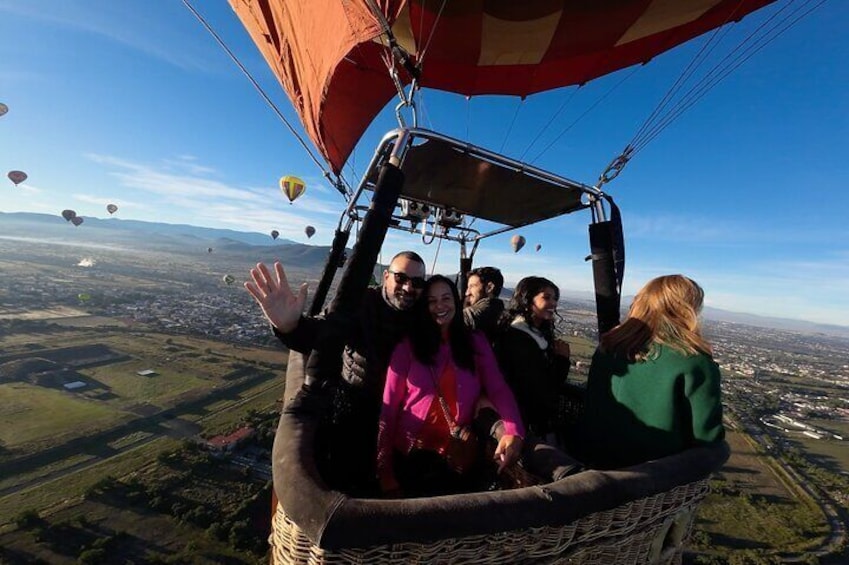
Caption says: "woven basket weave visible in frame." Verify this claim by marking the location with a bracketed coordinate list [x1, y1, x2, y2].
[269, 478, 708, 564]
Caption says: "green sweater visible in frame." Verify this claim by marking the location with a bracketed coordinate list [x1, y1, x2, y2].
[580, 344, 724, 469]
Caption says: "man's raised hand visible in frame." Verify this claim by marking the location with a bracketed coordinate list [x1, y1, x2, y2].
[244, 261, 308, 333]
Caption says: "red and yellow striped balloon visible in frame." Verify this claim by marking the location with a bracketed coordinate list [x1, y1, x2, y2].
[279, 175, 306, 204]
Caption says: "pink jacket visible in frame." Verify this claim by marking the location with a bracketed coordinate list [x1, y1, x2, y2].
[377, 332, 525, 479]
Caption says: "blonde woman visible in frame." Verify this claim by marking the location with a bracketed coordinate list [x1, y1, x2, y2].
[581, 275, 724, 469]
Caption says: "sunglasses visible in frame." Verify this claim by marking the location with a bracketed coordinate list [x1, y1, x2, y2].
[388, 270, 426, 289]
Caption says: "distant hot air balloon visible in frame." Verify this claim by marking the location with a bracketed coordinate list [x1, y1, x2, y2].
[61, 209, 77, 222]
[279, 175, 306, 204]
[0, 103, 8, 117]
[71, 216, 84, 227]
[207, 247, 214, 254]
[78, 293, 92, 303]
[106, 203, 118, 215]
[510, 234, 526, 253]
[222, 274, 236, 286]
[305, 225, 315, 239]
[7, 170, 27, 186]
[271, 230, 280, 240]
[535, 244, 542, 252]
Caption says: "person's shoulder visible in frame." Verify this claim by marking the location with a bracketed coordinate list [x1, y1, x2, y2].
[657, 345, 717, 369]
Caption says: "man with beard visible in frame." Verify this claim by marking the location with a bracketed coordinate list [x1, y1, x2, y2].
[246, 251, 426, 495]
[463, 266, 505, 342]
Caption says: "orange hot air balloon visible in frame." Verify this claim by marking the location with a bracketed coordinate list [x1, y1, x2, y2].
[107, 203, 118, 215]
[8, 170, 27, 186]
[231, 1, 779, 176]
[279, 175, 306, 204]
[510, 234, 526, 253]
[271, 229, 280, 240]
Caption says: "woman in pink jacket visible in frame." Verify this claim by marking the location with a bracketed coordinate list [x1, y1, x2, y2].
[377, 275, 525, 497]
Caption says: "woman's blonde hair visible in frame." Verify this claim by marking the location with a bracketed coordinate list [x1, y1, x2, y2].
[600, 274, 712, 361]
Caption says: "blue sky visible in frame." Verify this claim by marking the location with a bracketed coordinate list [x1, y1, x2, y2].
[1, 1, 847, 326]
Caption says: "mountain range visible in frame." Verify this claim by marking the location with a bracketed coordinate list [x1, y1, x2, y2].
[2, 211, 847, 338]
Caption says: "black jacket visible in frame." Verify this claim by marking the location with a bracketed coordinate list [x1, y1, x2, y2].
[275, 286, 412, 396]
[495, 326, 570, 437]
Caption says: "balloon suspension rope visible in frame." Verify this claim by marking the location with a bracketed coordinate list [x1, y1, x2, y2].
[181, 0, 352, 198]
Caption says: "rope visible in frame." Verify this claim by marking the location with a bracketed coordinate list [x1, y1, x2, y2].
[500, 98, 525, 153]
[430, 231, 444, 276]
[519, 87, 578, 161]
[180, 0, 351, 197]
[628, 0, 826, 160]
[529, 67, 640, 164]
[629, 0, 746, 147]
[417, 0, 450, 70]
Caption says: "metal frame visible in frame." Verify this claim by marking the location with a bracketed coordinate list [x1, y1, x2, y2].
[334, 127, 610, 263]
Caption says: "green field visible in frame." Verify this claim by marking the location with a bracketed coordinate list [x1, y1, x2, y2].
[0, 323, 286, 528]
[0, 384, 122, 447]
[691, 431, 830, 559]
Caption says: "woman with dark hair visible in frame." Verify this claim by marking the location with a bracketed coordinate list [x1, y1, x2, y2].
[580, 275, 724, 469]
[377, 275, 525, 497]
[495, 276, 571, 444]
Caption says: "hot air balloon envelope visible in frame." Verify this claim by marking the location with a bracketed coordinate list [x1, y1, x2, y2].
[0, 103, 8, 117]
[71, 216, 84, 227]
[223, 274, 236, 285]
[78, 293, 92, 302]
[280, 175, 306, 203]
[271, 230, 280, 240]
[305, 225, 315, 238]
[207, 247, 214, 254]
[535, 244, 542, 252]
[61, 209, 77, 222]
[107, 204, 118, 215]
[510, 234, 526, 253]
[8, 170, 27, 186]
[231, 0, 777, 174]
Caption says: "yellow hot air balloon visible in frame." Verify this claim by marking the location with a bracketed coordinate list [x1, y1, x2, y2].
[279, 175, 306, 204]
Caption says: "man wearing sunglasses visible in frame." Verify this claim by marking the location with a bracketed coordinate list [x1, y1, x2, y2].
[246, 251, 426, 495]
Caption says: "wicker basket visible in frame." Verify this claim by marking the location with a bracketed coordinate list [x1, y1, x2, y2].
[269, 479, 707, 564]
[267, 353, 727, 565]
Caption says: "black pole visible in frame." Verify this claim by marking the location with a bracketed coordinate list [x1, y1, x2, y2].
[308, 229, 350, 316]
[329, 163, 404, 313]
[458, 257, 473, 298]
[303, 163, 405, 387]
[589, 220, 622, 336]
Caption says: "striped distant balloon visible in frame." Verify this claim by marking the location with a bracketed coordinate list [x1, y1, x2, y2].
[279, 175, 306, 204]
